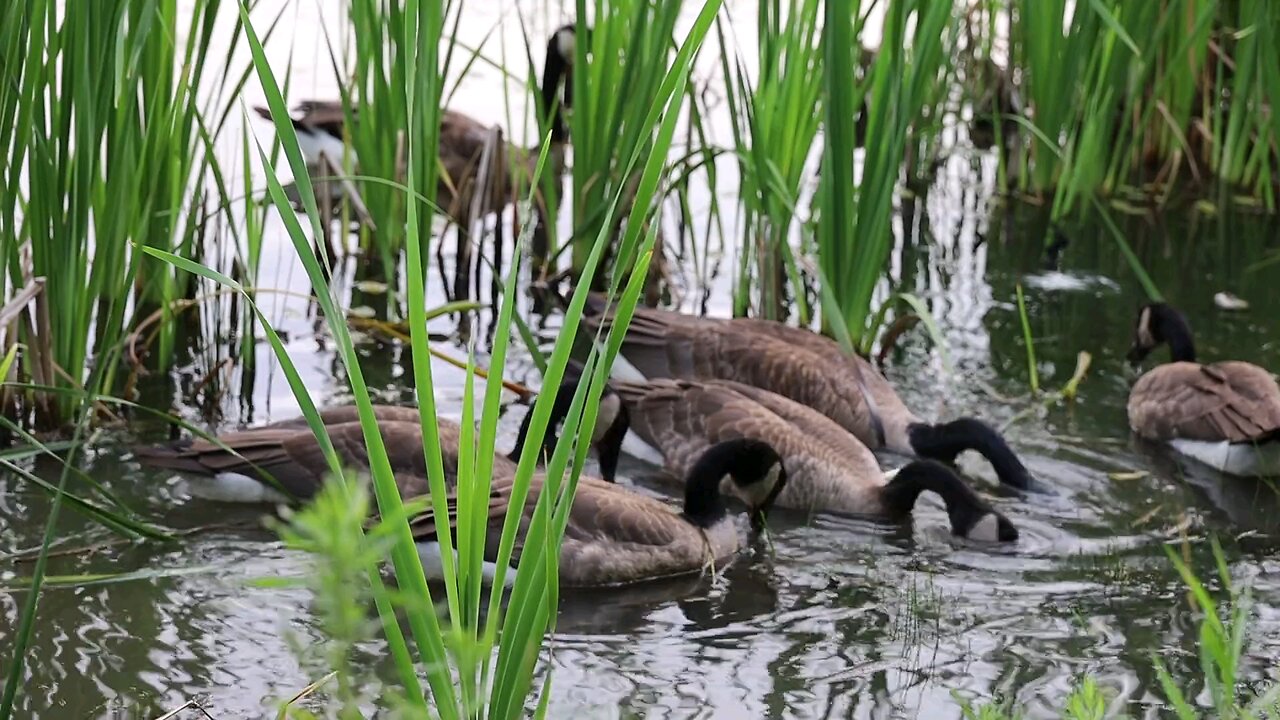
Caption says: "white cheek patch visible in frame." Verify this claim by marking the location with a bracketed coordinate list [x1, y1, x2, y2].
[591, 394, 621, 443]
[1136, 307, 1154, 348]
[966, 513, 1002, 543]
[742, 462, 783, 507]
[555, 28, 576, 61]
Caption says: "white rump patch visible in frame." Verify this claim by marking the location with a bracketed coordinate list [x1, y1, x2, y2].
[603, 344, 649, 383]
[184, 473, 291, 504]
[1170, 439, 1280, 478]
[295, 127, 357, 170]
[416, 541, 515, 588]
[620, 432, 665, 467]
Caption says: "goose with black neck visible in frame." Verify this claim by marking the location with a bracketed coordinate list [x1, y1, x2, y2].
[526, 375, 1019, 543]
[578, 294, 1046, 495]
[410, 437, 788, 588]
[1126, 302, 1280, 477]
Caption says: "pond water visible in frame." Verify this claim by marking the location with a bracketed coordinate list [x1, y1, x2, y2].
[4, 4, 1280, 719]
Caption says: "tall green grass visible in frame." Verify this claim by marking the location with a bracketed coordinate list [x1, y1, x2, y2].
[147, 1, 723, 715]
[0, 0, 254, 425]
[717, 0, 823, 321]
[1001, 0, 1280, 212]
[566, 0, 691, 289]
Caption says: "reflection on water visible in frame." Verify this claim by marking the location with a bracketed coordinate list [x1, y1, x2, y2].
[4, 6, 1280, 720]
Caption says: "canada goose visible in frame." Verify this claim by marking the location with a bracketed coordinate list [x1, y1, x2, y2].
[410, 437, 786, 588]
[581, 295, 1038, 493]
[135, 400, 628, 504]
[537, 376, 1018, 542]
[135, 405, 518, 503]
[1126, 302, 1280, 477]
[508, 381, 630, 482]
[252, 23, 579, 221]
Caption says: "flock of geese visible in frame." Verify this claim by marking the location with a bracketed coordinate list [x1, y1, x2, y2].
[136, 293, 1280, 589]
[136, 25, 1280, 590]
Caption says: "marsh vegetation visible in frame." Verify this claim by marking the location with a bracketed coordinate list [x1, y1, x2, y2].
[2, 0, 1280, 717]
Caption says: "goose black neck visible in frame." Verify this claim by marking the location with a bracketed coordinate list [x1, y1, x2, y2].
[593, 401, 628, 483]
[880, 460, 993, 537]
[681, 438, 769, 529]
[682, 441, 739, 528]
[509, 379, 577, 463]
[907, 418, 1037, 492]
[540, 36, 569, 143]
[1154, 306, 1197, 363]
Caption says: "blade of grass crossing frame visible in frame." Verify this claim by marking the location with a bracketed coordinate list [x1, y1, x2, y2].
[233, 7, 449, 711]
[488, 4, 721, 714]
[137, 245, 429, 710]
[1015, 284, 1040, 393]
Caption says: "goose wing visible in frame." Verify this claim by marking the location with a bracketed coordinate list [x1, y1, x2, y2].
[137, 415, 518, 499]
[1129, 361, 1280, 443]
[134, 422, 397, 499]
[614, 378, 833, 476]
[289, 99, 347, 137]
[585, 295, 901, 449]
[265, 404, 424, 428]
[614, 378, 884, 513]
[723, 316, 914, 428]
[408, 475, 704, 587]
[438, 110, 496, 203]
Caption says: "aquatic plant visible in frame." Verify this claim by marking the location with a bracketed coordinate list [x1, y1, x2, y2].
[0, 0, 259, 427]
[957, 539, 1276, 719]
[141, 1, 723, 716]
[997, 0, 1280, 211]
[716, 0, 825, 321]
[566, 0, 706, 292]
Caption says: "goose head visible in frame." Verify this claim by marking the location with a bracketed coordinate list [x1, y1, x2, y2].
[1127, 302, 1197, 365]
[510, 377, 629, 481]
[682, 438, 787, 529]
[882, 460, 1019, 542]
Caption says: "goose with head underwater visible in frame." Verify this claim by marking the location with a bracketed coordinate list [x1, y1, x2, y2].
[533, 375, 1019, 543]
[1126, 302, 1280, 477]
[579, 294, 1042, 494]
[410, 437, 787, 588]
